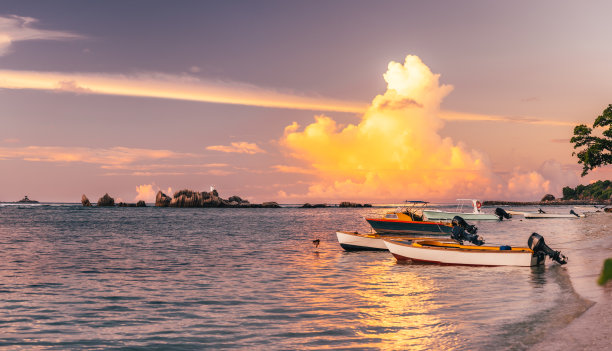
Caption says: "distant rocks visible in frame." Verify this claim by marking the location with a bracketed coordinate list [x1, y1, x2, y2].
[541, 194, 556, 202]
[17, 195, 38, 203]
[155, 191, 172, 207]
[262, 201, 280, 208]
[339, 201, 372, 207]
[97, 193, 115, 207]
[155, 189, 278, 208]
[82, 193, 146, 207]
[301, 203, 327, 208]
[117, 201, 147, 207]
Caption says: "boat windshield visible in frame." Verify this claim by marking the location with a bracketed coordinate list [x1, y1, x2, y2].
[455, 199, 482, 214]
[396, 201, 429, 221]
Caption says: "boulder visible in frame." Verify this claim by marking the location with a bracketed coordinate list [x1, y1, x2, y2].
[155, 191, 172, 207]
[97, 193, 115, 206]
[541, 194, 556, 202]
[117, 202, 136, 207]
[339, 201, 363, 207]
[81, 194, 91, 207]
[136, 200, 146, 207]
[170, 189, 203, 207]
[262, 201, 280, 208]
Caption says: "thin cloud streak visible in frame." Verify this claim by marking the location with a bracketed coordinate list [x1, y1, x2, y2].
[0, 69, 367, 113]
[206, 142, 266, 154]
[0, 69, 579, 126]
[0, 15, 82, 56]
[0, 146, 193, 166]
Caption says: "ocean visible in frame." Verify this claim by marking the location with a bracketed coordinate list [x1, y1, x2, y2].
[0, 204, 609, 350]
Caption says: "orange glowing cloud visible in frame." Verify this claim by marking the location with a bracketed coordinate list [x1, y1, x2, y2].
[279, 55, 570, 201]
[135, 183, 173, 202]
[0, 69, 367, 113]
[206, 142, 266, 154]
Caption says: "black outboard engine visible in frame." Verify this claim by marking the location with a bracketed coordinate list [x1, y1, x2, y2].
[495, 207, 512, 220]
[569, 209, 580, 218]
[538, 208, 546, 214]
[451, 216, 484, 246]
[528, 233, 568, 265]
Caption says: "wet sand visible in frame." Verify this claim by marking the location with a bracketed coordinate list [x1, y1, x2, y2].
[530, 291, 611, 350]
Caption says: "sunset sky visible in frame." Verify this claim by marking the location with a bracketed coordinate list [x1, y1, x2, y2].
[1, 1, 611, 203]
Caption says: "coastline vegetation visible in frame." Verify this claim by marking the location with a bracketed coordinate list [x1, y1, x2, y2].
[562, 180, 612, 202]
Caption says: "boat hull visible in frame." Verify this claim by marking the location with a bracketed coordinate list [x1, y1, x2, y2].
[423, 210, 499, 221]
[365, 218, 452, 235]
[336, 231, 456, 251]
[336, 231, 388, 251]
[384, 239, 542, 266]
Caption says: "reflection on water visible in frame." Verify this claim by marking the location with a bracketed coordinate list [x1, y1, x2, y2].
[0, 205, 609, 349]
[356, 263, 453, 350]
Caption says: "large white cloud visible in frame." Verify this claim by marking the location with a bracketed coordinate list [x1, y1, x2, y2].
[279, 55, 577, 201]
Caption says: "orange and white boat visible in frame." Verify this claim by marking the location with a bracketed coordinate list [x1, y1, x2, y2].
[384, 233, 567, 267]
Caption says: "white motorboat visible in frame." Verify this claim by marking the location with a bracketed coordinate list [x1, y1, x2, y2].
[383, 233, 567, 267]
[423, 199, 508, 221]
[336, 231, 457, 251]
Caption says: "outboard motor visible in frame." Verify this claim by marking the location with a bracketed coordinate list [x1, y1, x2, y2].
[495, 207, 512, 220]
[451, 216, 484, 246]
[569, 209, 580, 218]
[538, 208, 546, 214]
[528, 233, 568, 265]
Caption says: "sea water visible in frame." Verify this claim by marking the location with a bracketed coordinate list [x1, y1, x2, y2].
[0, 204, 609, 350]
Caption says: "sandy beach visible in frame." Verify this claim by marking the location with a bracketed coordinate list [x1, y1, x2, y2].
[530, 295, 611, 350]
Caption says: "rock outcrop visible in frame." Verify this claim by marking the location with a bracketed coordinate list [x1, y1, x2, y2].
[339, 202, 372, 207]
[155, 191, 172, 207]
[155, 189, 256, 207]
[301, 203, 327, 208]
[541, 194, 556, 202]
[262, 201, 280, 208]
[97, 193, 115, 206]
[81, 194, 91, 207]
[136, 200, 146, 207]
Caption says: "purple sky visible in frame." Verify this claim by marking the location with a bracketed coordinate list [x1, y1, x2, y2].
[1, 1, 611, 203]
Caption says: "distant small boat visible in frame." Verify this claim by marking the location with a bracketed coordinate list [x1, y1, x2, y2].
[336, 231, 457, 251]
[17, 195, 39, 204]
[423, 199, 508, 221]
[384, 233, 567, 267]
[573, 205, 603, 212]
[364, 201, 453, 235]
[520, 209, 585, 219]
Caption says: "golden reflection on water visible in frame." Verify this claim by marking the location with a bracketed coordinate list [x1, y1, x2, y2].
[354, 261, 458, 350]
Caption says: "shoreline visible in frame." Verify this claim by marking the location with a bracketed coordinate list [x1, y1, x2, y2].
[529, 296, 611, 350]
[484, 200, 610, 206]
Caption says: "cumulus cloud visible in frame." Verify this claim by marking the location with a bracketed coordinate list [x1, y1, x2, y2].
[135, 183, 173, 202]
[0, 15, 81, 56]
[206, 142, 265, 154]
[279, 55, 578, 201]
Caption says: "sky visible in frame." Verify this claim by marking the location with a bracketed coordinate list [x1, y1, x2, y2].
[1, 0, 611, 203]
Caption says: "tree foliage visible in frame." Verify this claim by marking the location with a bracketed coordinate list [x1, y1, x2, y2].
[561, 180, 612, 201]
[571, 104, 612, 176]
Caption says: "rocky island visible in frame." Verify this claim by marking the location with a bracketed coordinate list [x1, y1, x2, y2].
[155, 189, 280, 208]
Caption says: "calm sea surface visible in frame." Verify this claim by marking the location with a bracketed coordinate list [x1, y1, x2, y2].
[0, 204, 610, 350]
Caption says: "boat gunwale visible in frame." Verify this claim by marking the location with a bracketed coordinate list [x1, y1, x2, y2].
[365, 217, 452, 226]
[385, 239, 533, 254]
